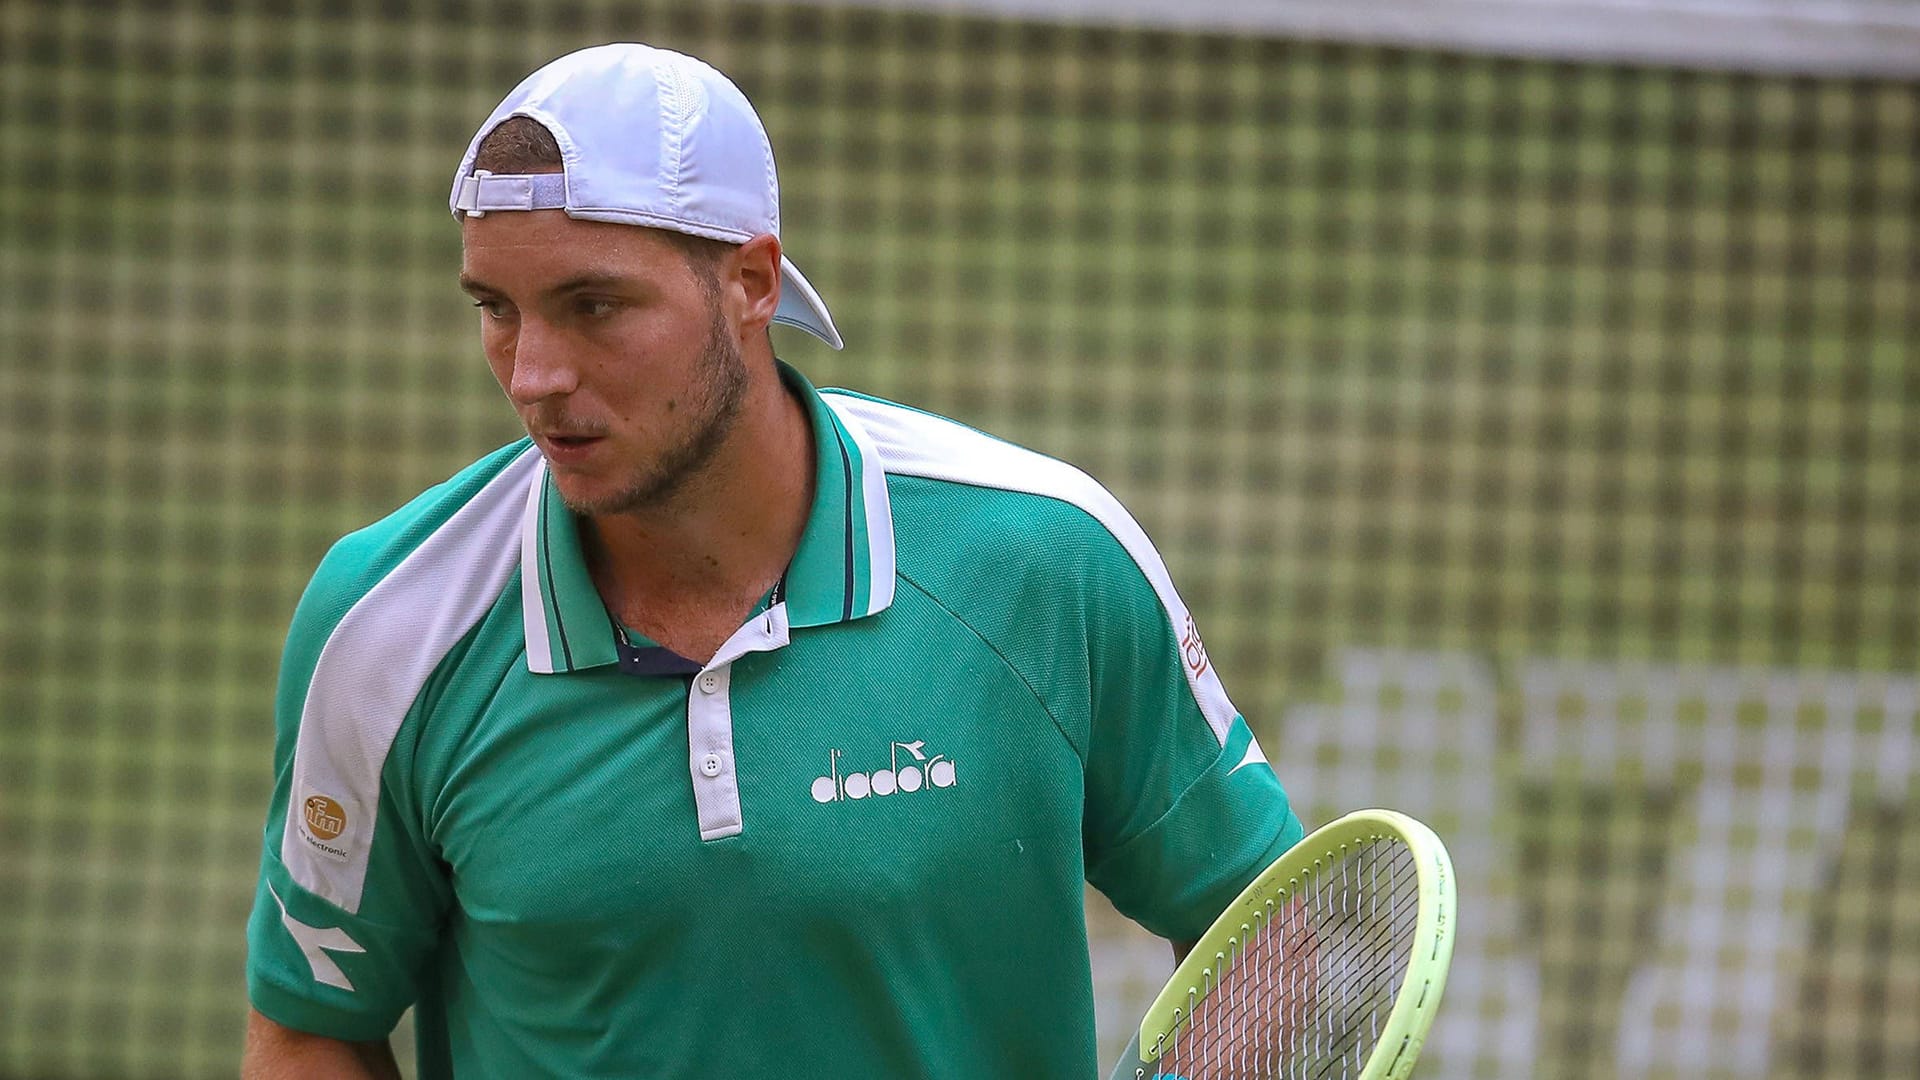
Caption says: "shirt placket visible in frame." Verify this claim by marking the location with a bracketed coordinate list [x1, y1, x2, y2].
[687, 603, 791, 840]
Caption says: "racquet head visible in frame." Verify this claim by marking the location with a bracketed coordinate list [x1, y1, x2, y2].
[1110, 809, 1455, 1080]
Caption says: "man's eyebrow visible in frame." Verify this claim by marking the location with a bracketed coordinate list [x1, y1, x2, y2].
[546, 272, 633, 295]
[457, 272, 635, 297]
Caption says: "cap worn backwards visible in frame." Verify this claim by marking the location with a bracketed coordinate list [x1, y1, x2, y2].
[450, 43, 842, 350]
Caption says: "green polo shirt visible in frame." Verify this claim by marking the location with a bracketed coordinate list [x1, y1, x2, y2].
[246, 363, 1303, 1078]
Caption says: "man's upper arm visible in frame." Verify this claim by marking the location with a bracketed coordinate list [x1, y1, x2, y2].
[245, 539, 453, 1041]
[1073, 510, 1304, 943]
[242, 1007, 401, 1080]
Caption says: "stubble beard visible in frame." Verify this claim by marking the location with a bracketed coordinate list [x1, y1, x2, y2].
[559, 302, 750, 517]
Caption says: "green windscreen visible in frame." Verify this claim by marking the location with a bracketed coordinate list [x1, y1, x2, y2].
[2, 3, 1914, 1077]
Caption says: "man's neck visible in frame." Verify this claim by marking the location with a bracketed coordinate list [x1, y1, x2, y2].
[586, 359, 815, 661]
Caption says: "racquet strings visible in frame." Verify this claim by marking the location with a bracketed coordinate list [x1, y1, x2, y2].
[1142, 835, 1422, 1079]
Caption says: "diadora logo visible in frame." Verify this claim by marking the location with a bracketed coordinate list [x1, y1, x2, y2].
[1180, 612, 1211, 678]
[811, 740, 957, 803]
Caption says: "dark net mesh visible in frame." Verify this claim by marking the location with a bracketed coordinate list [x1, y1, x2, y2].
[0, 3, 1914, 1077]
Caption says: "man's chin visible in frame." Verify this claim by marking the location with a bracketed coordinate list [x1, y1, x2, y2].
[549, 470, 677, 518]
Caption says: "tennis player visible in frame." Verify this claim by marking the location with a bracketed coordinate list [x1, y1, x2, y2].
[242, 42, 1303, 1078]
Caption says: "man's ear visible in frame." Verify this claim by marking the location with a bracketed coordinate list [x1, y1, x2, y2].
[729, 233, 783, 335]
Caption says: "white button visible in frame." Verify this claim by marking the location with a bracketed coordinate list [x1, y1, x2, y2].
[699, 753, 723, 777]
[698, 672, 720, 694]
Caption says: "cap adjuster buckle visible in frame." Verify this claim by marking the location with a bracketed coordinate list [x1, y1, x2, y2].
[455, 170, 569, 218]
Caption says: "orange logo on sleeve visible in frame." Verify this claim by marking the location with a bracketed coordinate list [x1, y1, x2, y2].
[303, 795, 347, 841]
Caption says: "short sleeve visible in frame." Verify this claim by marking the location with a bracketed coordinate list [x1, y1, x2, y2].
[244, 544, 452, 1039]
[1079, 534, 1303, 943]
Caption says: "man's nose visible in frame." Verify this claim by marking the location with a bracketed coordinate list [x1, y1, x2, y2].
[507, 318, 580, 405]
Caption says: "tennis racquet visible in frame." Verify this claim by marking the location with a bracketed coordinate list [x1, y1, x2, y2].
[1107, 809, 1456, 1080]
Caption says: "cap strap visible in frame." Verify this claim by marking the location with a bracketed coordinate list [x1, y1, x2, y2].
[454, 171, 569, 217]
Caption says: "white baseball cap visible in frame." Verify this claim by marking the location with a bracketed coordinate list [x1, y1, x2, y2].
[449, 43, 843, 350]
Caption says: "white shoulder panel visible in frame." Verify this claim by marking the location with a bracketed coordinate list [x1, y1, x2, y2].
[282, 446, 542, 914]
[825, 394, 1236, 745]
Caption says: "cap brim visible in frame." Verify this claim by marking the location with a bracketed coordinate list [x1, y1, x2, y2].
[773, 254, 843, 350]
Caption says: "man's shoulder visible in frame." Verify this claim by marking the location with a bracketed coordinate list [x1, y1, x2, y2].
[827, 389, 1217, 720]
[821, 389, 1153, 588]
[291, 439, 539, 646]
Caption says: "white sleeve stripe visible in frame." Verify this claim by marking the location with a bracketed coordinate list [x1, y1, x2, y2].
[826, 395, 1236, 745]
[283, 446, 542, 914]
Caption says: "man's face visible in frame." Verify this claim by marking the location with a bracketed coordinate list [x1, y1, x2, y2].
[459, 211, 747, 516]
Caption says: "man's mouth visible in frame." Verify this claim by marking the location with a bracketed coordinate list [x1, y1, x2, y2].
[538, 432, 607, 463]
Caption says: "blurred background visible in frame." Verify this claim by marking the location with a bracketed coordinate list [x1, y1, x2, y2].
[2, 1, 1916, 1077]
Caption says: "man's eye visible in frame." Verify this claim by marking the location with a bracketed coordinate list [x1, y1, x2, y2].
[472, 299, 509, 320]
[578, 298, 619, 318]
